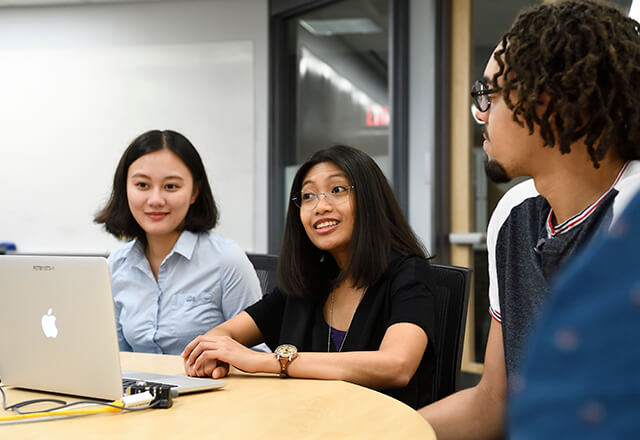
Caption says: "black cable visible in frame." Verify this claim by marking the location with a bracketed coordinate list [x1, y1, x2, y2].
[0, 385, 160, 415]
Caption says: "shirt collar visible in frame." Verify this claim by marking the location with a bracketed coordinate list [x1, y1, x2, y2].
[546, 161, 631, 237]
[171, 230, 198, 260]
[123, 239, 146, 268]
[123, 230, 199, 269]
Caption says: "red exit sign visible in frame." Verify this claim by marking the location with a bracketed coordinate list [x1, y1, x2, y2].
[366, 105, 389, 127]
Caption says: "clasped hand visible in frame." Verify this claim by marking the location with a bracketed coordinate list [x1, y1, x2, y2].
[181, 335, 262, 378]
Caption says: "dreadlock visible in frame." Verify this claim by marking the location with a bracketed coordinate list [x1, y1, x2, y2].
[492, 0, 640, 168]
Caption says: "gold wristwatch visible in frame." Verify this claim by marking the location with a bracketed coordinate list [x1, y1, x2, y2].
[275, 344, 298, 378]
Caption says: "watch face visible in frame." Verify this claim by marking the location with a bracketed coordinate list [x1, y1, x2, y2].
[276, 344, 297, 356]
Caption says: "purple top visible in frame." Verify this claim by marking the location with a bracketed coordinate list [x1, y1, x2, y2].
[329, 326, 347, 352]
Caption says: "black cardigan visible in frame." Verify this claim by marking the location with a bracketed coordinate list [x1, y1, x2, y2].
[245, 255, 436, 409]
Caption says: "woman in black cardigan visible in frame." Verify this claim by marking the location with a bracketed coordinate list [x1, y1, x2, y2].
[182, 145, 436, 409]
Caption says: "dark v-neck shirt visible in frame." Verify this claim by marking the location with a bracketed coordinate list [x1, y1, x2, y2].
[245, 255, 436, 409]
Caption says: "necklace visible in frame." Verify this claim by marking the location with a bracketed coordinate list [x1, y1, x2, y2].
[327, 288, 366, 352]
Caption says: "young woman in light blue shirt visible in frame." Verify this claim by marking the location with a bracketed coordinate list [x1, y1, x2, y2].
[95, 129, 263, 355]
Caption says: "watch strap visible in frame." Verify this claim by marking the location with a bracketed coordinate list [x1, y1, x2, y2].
[278, 355, 290, 377]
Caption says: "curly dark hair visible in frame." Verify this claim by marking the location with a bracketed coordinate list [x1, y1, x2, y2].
[491, 0, 640, 168]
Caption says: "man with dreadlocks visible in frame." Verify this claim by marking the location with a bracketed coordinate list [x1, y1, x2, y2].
[419, 1, 640, 438]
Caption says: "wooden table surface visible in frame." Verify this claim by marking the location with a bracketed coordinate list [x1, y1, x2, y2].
[1, 351, 436, 439]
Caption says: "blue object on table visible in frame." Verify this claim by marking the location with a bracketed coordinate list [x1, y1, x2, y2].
[0, 242, 16, 254]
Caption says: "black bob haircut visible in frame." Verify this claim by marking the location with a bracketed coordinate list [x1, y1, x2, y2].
[95, 129, 218, 241]
[277, 145, 428, 299]
[492, 0, 640, 168]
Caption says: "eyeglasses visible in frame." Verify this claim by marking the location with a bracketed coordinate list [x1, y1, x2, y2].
[470, 79, 499, 113]
[291, 185, 355, 209]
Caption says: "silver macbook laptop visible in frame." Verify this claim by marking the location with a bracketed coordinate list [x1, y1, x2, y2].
[0, 255, 225, 400]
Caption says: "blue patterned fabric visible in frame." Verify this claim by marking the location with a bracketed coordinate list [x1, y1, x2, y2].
[509, 190, 640, 438]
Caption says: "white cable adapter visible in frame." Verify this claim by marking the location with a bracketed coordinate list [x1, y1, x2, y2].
[121, 391, 154, 408]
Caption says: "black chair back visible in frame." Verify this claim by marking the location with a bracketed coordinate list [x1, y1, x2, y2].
[246, 253, 279, 296]
[429, 263, 472, 402]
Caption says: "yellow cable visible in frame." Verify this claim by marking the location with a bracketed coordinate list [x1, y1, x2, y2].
[0, 400, 124, 422]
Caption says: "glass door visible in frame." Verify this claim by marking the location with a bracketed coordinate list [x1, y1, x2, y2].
[269, 0, 408, 253]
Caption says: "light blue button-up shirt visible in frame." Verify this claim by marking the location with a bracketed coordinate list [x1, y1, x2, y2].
[108, 230, 264, 355]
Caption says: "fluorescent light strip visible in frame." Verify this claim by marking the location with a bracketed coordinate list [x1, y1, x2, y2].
[299, 18, 381, 36]
[298, 46, 385, 114]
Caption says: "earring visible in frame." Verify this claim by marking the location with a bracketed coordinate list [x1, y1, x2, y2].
[319, 253, 325, 263]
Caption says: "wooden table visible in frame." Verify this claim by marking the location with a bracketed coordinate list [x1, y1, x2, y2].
[1, 352, 436, 439]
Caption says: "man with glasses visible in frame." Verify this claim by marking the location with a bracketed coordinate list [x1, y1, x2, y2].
[419, 1, 640, 438]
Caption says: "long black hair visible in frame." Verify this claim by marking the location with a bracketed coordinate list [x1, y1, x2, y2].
[277, 145, 428, 299]
[95, 129, 218, 241]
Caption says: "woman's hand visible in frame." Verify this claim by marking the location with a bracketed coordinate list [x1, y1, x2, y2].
[182, 346, 229, 379]
[182, 334, 271, 378]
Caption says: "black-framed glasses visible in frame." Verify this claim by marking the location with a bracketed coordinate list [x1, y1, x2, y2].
[291, 185, 355, 209]
[470, 79, 499, 113]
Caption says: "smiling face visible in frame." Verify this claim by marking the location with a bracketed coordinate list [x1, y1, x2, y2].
[475, 45, 547, 182]
[126, 148, 199, 243]
[299, 161, 355, 267]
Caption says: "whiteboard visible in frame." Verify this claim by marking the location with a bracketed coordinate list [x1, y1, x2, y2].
[0, 41, 254, 254]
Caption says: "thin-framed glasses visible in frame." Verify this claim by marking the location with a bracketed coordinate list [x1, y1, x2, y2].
[470, 104, 485, 125]
[470, 79, 499, 113]
[291, 185, 355, 209]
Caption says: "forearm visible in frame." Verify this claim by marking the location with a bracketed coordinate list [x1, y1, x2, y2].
[419, 319, 506, 439]
[203, 311, 264, 347]
[277, 323, 426, 388]
[204, 326, 232, 338]
[280, 350, 417, 389]
[418, 382, 505, 439]
[186, 342, 421, 386]
[189, 322, 425, 387]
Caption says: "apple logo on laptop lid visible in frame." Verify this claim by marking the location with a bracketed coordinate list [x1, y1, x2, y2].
[41, 308, 59, 338]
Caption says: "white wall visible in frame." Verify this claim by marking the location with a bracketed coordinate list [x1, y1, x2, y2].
[0, 0, 268, 254]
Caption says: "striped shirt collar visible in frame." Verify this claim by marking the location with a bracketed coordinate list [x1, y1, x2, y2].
[546, 161, 631, 237]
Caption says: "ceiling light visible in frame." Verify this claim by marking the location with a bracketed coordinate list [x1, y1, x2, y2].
[299, 18, 381, 36]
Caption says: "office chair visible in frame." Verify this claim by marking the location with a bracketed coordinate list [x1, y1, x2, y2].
[246, 253, 279, 296]
[429, 263, 472, 402]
